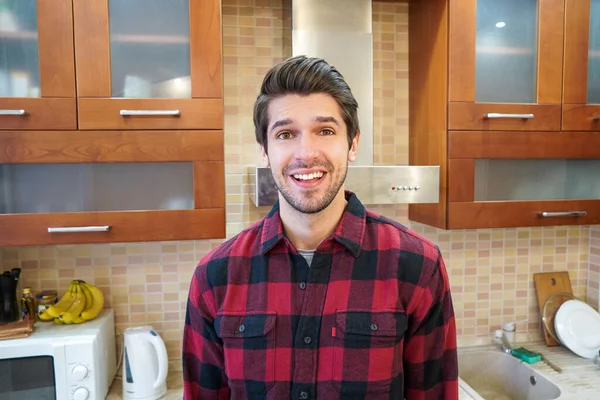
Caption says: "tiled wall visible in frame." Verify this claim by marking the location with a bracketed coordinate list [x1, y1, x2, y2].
[589, 226, 600, 309]
[0, 0, 593, 360]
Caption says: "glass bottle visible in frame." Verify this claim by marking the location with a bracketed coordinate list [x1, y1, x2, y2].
[21, 287, 36, 321]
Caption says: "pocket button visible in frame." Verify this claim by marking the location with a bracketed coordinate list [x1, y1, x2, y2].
[370, 323, 379, 331]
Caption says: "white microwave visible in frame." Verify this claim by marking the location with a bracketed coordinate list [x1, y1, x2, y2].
[0, 308, 117, 400]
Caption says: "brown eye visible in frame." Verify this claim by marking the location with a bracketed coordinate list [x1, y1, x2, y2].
[320, 129, 334, 135]
[277, 132, 292, 140]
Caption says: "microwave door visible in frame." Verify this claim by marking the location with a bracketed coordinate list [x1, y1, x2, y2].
[0, 342, 68, 400]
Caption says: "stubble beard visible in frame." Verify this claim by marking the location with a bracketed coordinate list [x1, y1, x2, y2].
[272, 160, 348, 214]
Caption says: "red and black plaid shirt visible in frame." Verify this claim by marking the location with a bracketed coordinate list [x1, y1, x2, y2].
[183, 191, 458, 399]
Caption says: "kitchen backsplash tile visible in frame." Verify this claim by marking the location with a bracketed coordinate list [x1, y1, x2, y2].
[589, 226, 600, 309]
[0, 0, 594, 360]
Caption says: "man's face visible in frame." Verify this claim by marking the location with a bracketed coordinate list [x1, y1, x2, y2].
[262, 93, 359, 214]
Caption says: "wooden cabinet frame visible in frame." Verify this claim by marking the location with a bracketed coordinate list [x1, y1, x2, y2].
[0, 0, 77, 130]
[0, 130, 225, 245]
[0, 0, 226, 245]
[447, 131, 600, 229]
[448, 0, 564, 131]
[562, 0, 600, 130]
[73, 0, 223, 130]
[409, 0, 600, 230]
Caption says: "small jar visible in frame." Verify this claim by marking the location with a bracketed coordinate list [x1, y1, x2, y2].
[36, 290, 58, 320]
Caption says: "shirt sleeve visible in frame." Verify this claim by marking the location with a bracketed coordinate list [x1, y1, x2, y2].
[403, 248, 459, 399]
[182, 264, 230, 400]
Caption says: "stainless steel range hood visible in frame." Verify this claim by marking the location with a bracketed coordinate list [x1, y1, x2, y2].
[249, 0, 440, 206]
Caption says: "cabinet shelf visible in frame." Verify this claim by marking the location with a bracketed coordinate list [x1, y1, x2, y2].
[0, 30, 37, 39]
[476, 45, 534, 55]
[0, 30, 191, 44]
[111, 34, 189, 44]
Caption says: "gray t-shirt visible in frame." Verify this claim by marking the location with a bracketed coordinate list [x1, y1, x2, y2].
[298, 249, 315, 267]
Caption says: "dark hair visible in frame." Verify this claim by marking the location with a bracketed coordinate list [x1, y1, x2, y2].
[253, 55, 359, 154]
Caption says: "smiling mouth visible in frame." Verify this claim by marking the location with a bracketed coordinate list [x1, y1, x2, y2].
[291, 171, 325, 182]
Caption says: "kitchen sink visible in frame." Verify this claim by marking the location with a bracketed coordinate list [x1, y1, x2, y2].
[458, 350, 561, 400]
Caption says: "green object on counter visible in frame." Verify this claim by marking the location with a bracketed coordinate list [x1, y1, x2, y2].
[511, 347, 542, 364]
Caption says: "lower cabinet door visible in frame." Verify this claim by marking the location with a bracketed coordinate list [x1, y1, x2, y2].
[0, 161, 225, 245]
[448, 158, 600, 229]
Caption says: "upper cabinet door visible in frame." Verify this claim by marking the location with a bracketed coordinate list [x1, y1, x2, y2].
[0, 0, 76, 130]
[563, 0, 600, 130]
[448, 0, 564, 131]
[73, 0, 223, 130]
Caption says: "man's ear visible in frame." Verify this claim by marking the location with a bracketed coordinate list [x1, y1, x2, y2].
[348, 132, 360, 162]
[261, 146, 270, 167]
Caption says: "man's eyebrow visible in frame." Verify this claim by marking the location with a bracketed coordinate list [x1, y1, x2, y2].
[270, 118, 293, 131]
[314, 116, 340, 126]
[270, 116, 340, 131]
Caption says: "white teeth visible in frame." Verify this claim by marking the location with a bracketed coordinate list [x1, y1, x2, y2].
[293, 172, 324, 181]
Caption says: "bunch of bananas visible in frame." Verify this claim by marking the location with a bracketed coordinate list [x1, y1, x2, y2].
[39, 280, 105, 324]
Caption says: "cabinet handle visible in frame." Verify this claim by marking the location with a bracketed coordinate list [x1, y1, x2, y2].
[0, 109, 27, 115]
[120, 109, 180, 116]
[538, 211, 587, 218]
[485, 113, 534, 119]
[48, 226, 111, 233]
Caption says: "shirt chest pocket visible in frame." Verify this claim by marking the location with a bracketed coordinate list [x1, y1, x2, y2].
[332, 310, 408, 395]
[216, 312, 277, 395]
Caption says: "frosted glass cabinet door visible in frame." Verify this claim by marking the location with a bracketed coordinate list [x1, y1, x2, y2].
[73, 0, 223, 130]
[0, 163, 195, 214]
[0, 0, 40, 98]
[475, 0, 538, 103]
[588, 0, 600, 103]
[0, 0, 76, 130]
[109, 0, 191, 99]
[474, 159, 600, 201]
[448, 0, 564, 131]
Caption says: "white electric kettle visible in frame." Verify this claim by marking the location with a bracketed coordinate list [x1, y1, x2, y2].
[123, 326, 169, 400]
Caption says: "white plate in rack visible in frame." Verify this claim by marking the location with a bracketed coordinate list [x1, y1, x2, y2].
[554, 299, 600, 359]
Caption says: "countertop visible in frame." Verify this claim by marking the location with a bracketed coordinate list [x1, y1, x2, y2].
[458, 341, 600, 400]
[106, 370, 470, 400]
[106, 342, 598, 399]
[106, 367, 183, 400]
[104, 366, 473, 399]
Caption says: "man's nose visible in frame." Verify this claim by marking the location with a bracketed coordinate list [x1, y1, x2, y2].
[296, 133, 319, 161]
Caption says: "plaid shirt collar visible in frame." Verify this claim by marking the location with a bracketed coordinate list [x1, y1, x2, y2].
[260, 190, 366, 257]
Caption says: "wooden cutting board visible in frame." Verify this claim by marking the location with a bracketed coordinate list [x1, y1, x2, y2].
[534, 271, 573, 346]
[0, 317, 34, 340]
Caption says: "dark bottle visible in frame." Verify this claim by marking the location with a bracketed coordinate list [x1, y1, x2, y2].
[0, 268, 22, 324]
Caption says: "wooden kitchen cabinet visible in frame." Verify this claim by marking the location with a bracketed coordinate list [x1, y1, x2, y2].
[563, 0, 600, 131]
[0, 0, 225, 246]
[409, 0, 600, 229]
[446, 132, 600, 229]
[0, 131, 225, 246]
[448, 0, 564, 132]
[0, 0, 77, 130]
[73, 0, 223, 130]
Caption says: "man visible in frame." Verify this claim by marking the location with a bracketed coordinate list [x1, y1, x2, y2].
[183, 55, 458, 399]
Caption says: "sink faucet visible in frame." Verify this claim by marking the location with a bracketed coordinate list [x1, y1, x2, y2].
[494, 320, 526, 354]
[498, 331, 513, 354]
